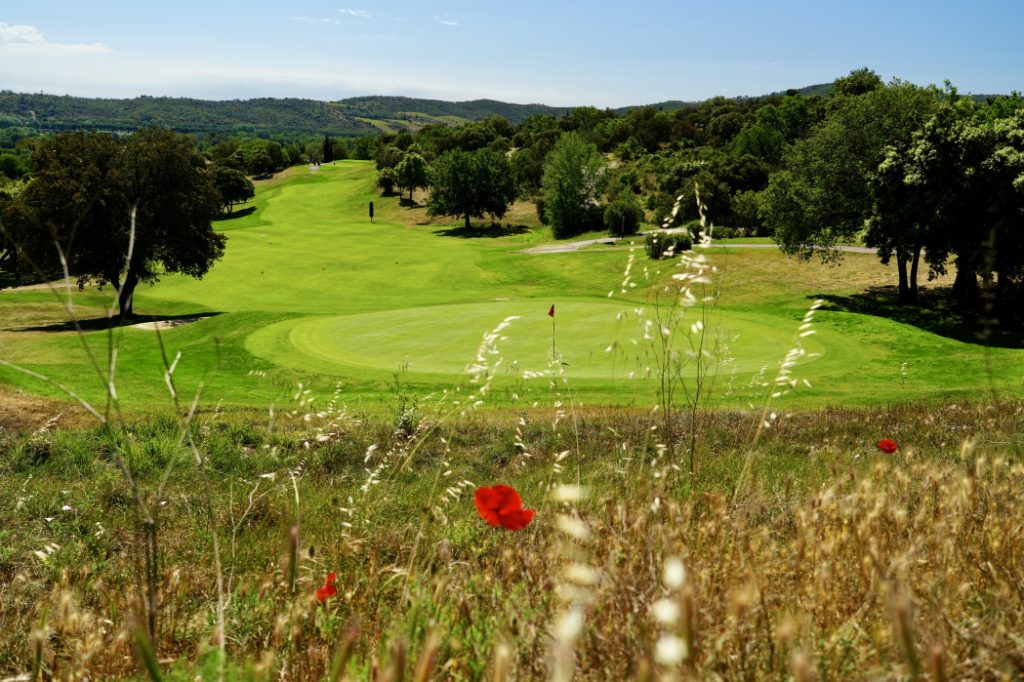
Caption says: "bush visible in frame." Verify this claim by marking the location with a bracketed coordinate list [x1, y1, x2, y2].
[645, 230, 692, 259]
[604, 195, 644, 236]
[647, 192, 675, 228]
[535, 194, 549, 225]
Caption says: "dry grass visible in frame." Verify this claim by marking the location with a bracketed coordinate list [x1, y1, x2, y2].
[0, 385, 81, 432]
[708, 249, 957, 308]
[1, 400, 1022, 680]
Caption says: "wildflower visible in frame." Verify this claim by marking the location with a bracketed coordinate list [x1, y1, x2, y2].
[474, 484, 535, 530]
[877, 439, 898, 454]
[316, 572, 337, 603]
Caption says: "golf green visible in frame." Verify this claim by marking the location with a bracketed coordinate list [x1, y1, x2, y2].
[245, 300, 825, 381]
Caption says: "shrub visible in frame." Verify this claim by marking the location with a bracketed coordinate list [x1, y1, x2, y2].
[604, 195, 644, 236]
[535, 193, 549, 225]
[645, 230, 692, 259]
[647, 191, 675, 227]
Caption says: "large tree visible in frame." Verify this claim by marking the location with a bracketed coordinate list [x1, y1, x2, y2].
[211, 165, 255, 213]
[868, 94, 1024, 308]
[541, 131, 606, 238]
[426, 149, 517, 228]
[9, 129, 225, 319]
[395, 152, 428, 203]
[763, 80, 936, 267]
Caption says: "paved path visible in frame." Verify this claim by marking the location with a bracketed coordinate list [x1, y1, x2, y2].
[521, 237, 621, 254]
[522, 237, 877, 255]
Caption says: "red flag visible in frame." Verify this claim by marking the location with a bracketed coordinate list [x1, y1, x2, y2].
[548, 304, 555, 318]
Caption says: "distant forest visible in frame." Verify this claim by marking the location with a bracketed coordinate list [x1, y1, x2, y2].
[0, 83, 854, 143]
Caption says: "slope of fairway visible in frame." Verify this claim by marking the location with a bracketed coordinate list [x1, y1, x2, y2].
[140, 162, 626, 315]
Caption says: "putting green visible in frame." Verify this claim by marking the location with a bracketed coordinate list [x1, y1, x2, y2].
[245, 299, 825, 382]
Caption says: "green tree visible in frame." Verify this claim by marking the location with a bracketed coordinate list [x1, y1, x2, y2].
[427, 149, 517, 229]
[248, 149, 275, 177]
[833, 67, 884, 97]
[395, 152, 428, 203]
[265, 141, 287, 170]
[763, 80, 937, 262]
[323, 135, 334, 163]
[0, 153, 29, 181]
[541, 132, 606, 238]
[9, 129, 225, 319]
[604, 195, 644, 236]
[376, 167, 398, 195]
[869, 94, 1024, 307]
[211, 165, 255, 213]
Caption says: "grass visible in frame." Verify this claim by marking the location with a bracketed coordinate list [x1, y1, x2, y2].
[1, 159, 1022, 415]
[2, 161, 1024, 679]
[1, 400, 1022, 679]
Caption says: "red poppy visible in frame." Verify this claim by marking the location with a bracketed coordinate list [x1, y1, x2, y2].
[316, 572, 337, 603]
[474, 484, 535, 531]
[877, 439, 898, 454]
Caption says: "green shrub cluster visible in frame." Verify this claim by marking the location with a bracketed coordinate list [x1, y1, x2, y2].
[604, 195, 644, 236]
[644, 229, 693, 259]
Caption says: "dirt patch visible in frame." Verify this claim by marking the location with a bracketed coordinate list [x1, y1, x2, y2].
[1, 277, 77, 293]
[0, 386, 78, 433]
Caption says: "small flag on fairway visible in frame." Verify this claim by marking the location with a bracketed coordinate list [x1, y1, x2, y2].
[548, 304, 555, 317]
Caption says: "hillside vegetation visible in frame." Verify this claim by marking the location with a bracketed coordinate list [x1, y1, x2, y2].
[0, 82, 862, 141]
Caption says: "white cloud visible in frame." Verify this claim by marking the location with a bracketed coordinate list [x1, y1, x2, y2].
[291, 16, 341, 24]
[433, 16, 459, 27]
[0, 22, 45, 43]
[0, 22, 111, 55]
[340, 9, 371, 18]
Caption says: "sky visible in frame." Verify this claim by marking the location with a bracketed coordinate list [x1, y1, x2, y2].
[1, 1, 1022, 107]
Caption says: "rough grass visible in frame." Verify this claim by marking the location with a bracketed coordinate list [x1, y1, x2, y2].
[1, 399, 1022, 679]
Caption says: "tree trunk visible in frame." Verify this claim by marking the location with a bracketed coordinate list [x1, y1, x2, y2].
[909, 244, 921, 304]
[118, 268, 139, 321]
[464, 214, 471, 229]
[952, 257, 979, 305]
[896, 256, 910, 303]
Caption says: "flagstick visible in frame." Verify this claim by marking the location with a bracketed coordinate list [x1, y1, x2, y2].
[551, 313, 556, 361]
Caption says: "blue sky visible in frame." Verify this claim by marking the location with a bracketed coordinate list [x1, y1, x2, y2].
[1, 1, 1021, 106]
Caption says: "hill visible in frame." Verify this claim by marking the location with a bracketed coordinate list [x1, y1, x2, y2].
[0, 84, 1006, 142]
[0, 91, 379, 138]
[0, 91, 572, 139]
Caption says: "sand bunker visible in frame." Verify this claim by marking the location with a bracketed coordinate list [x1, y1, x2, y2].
[131, 316, 209, 331]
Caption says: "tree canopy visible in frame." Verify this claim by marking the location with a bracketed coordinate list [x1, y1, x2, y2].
[211, 165, 255, 213]
[395, 152, 428, 202]
[426, 149, 517, 229]
[541, 132, 606, 238]
[763, 80, 937, 261]
[6, 128, 225, 318]
[868, 93, 1024, 308]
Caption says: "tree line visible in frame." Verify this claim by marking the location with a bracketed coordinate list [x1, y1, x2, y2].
[365, 69, 1023, 318]
[2, 69, 1021, 321]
